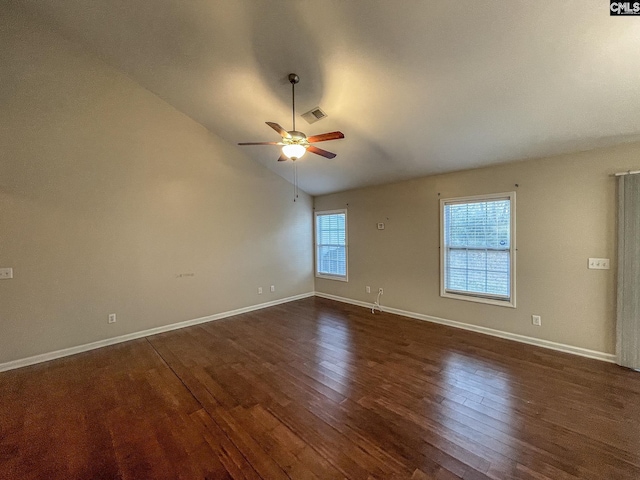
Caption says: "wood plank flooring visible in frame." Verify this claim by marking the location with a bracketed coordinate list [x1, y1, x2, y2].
[1, 297, 639, 479]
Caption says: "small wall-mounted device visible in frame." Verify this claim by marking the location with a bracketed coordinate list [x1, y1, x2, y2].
[0, 268, 13, 279]
[377, 223, 385, 230]
[588, 258, 610, 270]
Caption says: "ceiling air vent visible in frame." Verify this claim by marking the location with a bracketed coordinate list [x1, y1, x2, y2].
[301, 106, 327, 124]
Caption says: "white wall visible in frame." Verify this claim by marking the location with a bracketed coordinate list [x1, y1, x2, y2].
[315, 143, 640, 355]
[0, 6, 313, 365]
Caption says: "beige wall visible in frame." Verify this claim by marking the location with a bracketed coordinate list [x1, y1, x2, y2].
[315, 143, 640, 354]
[0, 7, 314, 365]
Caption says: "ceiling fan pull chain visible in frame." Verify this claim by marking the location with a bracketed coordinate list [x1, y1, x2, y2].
[293, 161, 298, 202]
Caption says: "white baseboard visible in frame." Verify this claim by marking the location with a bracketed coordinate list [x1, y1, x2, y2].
[1, 291, 615, 372]
[314, 292, 616, 363]
[0, 292, 315, 372]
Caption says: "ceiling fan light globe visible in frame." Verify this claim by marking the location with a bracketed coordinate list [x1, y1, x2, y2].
[282, 144, 307, 160]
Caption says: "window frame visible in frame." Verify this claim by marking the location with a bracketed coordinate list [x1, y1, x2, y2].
[314, 209, 348, 282]
[439, 192, 516, 308]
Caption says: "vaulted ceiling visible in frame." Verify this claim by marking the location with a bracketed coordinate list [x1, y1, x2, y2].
[22, 0, 640, 195]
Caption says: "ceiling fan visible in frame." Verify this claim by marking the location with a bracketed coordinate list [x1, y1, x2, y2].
[238, 73, 344, 162]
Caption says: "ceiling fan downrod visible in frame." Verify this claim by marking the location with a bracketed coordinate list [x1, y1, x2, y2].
[289, 73, 299, 132]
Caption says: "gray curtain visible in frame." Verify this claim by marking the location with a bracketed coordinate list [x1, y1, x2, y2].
[617, 174, 640, 369]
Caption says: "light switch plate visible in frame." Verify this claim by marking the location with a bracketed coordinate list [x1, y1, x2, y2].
[588, 258, 610, 270]
[0, 268, 13, 279]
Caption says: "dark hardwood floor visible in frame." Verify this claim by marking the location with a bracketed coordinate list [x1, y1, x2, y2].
[1, 297, 639, 479]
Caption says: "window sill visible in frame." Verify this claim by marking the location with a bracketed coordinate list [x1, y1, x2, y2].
[316, 273, 348, 282]
[441, 291, 515, 308]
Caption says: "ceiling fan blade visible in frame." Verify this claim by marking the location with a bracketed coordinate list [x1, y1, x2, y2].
[266, 122, 291, 139]
[307, 145, 337, 159]
[307, 131, 344, 143]
[277, 153, 288, 162]
[238, 141, 284, 145]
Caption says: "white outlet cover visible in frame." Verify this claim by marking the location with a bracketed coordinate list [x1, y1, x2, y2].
[588, 258, 610, 270]
[0, 267, 13, 279]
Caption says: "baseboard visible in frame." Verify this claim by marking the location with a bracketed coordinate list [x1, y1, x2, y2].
[0, 292, 315, 372]
[314, 292, 616, 363]
[2, 291, 615, 372]
[315, 292, 374, 310]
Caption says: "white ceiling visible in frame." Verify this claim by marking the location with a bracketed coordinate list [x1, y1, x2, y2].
[22, 0, 640, 195]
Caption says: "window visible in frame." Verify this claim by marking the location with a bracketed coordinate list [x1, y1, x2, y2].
[315, 209, 348, 281]
[440, 192, 516, 307]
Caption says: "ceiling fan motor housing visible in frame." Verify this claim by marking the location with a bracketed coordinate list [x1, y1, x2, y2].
[287, 131, 307, 142]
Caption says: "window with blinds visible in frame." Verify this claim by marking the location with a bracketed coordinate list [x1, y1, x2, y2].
[315, 210, 348, 281]
[440, 192, 516, 307]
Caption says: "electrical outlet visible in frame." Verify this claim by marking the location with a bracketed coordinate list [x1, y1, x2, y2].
[258, 287, 262, 294]
[588, 258, 610, 270]
[0, 268, 13, 279]
[270, 285, 275, 292]
[108, 313, 117, 324]
[366, 286, 371, 294]
[532, 315, 541, 326]
[379, 288, 384, 295]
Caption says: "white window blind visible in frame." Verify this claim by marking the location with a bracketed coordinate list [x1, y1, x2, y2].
[315, 210, 347, 280]
[441, 193, 515, 306]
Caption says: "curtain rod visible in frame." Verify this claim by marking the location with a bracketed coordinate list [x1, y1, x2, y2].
[614, 170, 640, 177]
